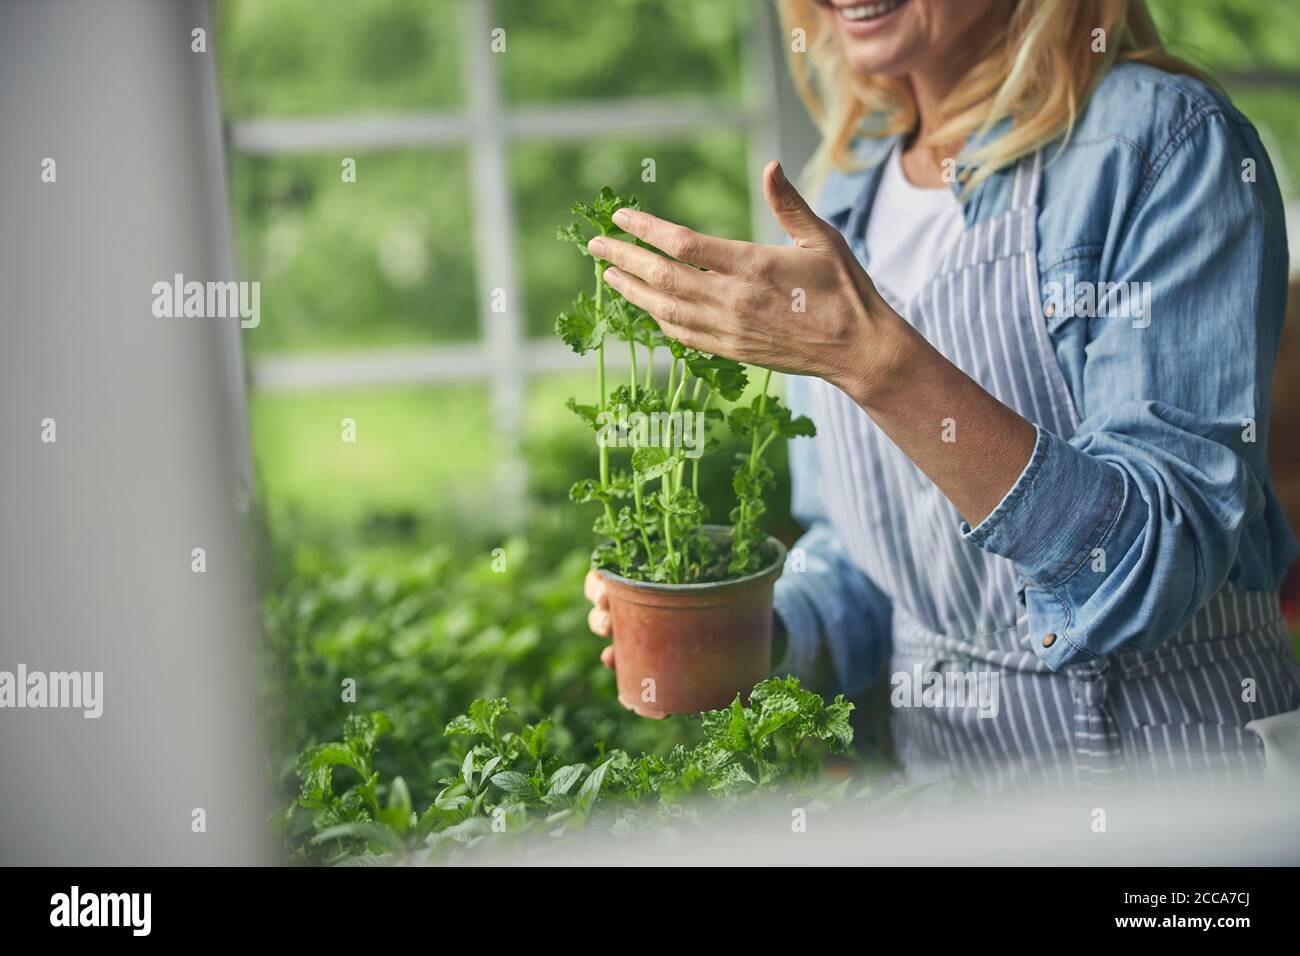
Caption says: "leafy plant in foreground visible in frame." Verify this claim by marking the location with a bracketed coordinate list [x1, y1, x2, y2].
[556, 187, 815, 583]
[285, 676, 856, 863]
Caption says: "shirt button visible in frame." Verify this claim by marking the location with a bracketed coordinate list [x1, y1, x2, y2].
[1042, 633, 1057, 648]
[1044, 302, 1056, 318]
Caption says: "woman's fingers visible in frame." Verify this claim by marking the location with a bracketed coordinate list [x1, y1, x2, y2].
[585, 569, 613, 639]
[583, 568, 608, 609]
[602, 266, 726, 355]
[588, 236, 711, 299]
[761, 160, 840, 253]
[585, 568, 614, 665]
[610, 207, 748, 273]
[601, 266, 674, 320]
[587, 605, 612, 638]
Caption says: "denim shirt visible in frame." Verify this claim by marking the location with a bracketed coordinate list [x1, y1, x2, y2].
[775, 62, 1297, 693]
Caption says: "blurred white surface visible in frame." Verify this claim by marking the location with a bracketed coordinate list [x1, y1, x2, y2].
[0, 0, 268, 864]
[461, 783, 1300, 866]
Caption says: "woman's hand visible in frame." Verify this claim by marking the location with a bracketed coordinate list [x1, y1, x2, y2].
[584, 568, 615, 669]
[587, 161, 906, 398]
[590, 159, 1037, 528]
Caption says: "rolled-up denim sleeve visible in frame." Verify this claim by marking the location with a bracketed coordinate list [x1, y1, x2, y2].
[963, 109, 1294, 669]
[774, 375, 892, 695]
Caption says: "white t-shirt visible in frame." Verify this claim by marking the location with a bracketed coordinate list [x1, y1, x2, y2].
[863, 144, 965, 304]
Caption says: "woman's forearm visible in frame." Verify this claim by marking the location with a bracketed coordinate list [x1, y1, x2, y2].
[833, 316, 1038, 529]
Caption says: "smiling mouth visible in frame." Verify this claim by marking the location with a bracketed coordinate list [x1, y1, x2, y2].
[828, 0, 909, 23]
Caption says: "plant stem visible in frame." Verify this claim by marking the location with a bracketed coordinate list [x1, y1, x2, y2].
[749, 368, 773, 478]
[644, 345, 655, 391]
[594, 259, 614, 531]
[660, 474, 676, 580]
[594, 258, 607, 408]
[692, 389, 712, 498]
[597, 345, 607, 462]
[732, 368, 775, 544]
[674, 377, 701, 492]
[668, 372, 689, 493]
[595, 261, 609, 407]
[632, 481, 654, 563]
[668, 372, 688, 413]
[662, 362, 685, 574]
[629, 339, 638, 401]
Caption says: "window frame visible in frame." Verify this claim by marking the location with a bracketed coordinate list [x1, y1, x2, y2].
[227, 0, 809, 512]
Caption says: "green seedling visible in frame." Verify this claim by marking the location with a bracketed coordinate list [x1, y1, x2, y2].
[557, 187, 815, 582]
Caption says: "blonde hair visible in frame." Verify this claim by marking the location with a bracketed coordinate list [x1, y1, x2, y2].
[777, 0, 1211, 193]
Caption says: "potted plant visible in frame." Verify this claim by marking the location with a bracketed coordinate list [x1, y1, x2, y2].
[556, 188, 815, 718]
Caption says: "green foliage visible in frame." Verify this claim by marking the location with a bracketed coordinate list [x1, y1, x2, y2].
[728, 391, 818, 574]
[218, 0, 463, 116]
[495, 0, 747, 105]
[554, 292, 609, 355]
[249, 383, 497, 533]
[685, 351, 750, 402]
[555, 188, 814, 584]
[263, 519, 896, 864]
[291, 711, 393, 844]
[230, 150, 476, 354]
[286, 677, 857, 862]
[570, 185, 644, 237]
[1146, 0, 1300, 74]
[266, 527, 678, 860]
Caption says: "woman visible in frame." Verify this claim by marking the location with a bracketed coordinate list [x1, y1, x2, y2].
[584, 0, 1300, 794]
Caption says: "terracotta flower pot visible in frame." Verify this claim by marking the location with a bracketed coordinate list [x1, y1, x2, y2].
[597, 526, 786, 719]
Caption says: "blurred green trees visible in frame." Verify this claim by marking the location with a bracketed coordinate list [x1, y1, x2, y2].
[232, 150, 476, 352]
[219, 0, 463, 114]
[1146, 0, 1300, 74]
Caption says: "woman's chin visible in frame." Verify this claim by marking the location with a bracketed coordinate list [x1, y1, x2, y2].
[829, 4, 923, 75]
[840, 42, 919, 79]
[832, 18, 925, 72]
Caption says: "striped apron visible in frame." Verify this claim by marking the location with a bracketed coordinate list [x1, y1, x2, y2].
[810, 151, 1300, 795]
